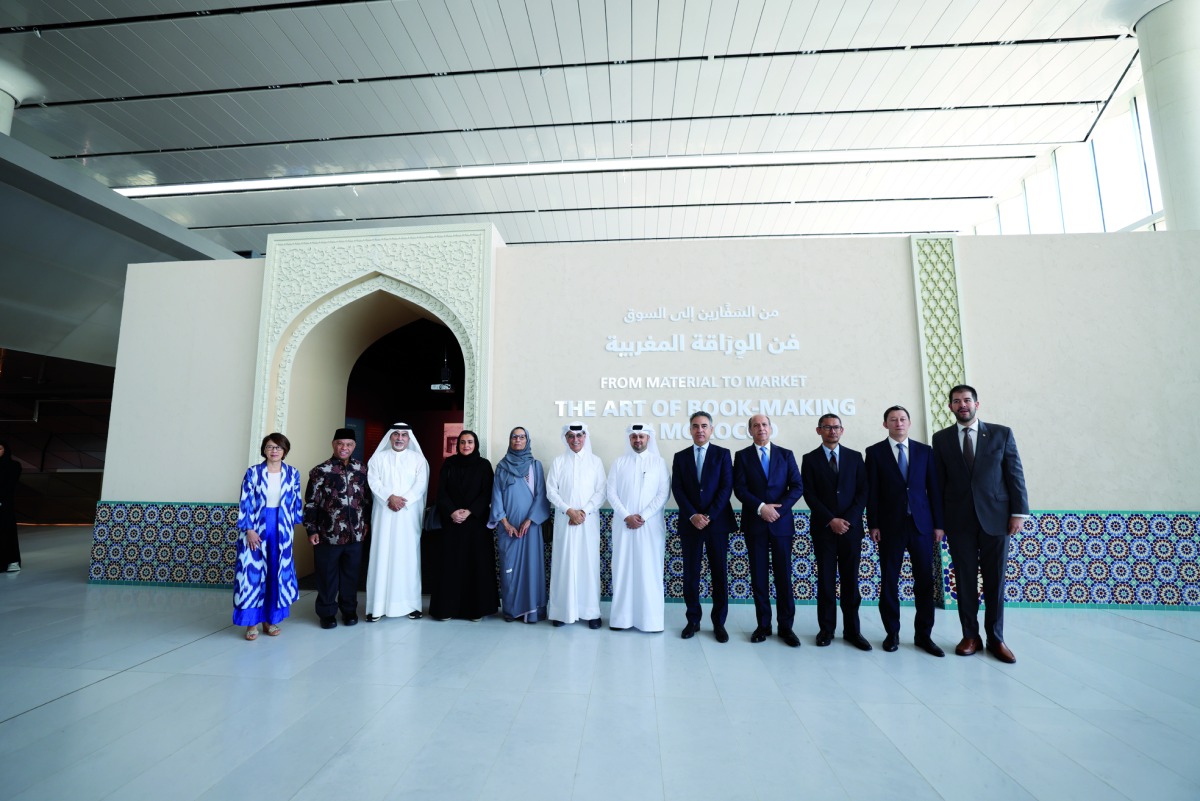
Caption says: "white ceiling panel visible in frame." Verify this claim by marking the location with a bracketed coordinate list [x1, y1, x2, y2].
[392, 1, 448, 73]
[0, 0, 1162, 253]
[606, 0, 633, 62]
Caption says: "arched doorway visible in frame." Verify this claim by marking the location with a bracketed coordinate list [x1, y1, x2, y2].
[346, 318, 465, 588]
[283, 291, 468, 576]
[249, 225, 499, 575]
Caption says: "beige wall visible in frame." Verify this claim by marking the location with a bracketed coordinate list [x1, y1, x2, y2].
[104, 258, 263, 502]
[491, 237, 926, 470]
[105, 231, 1200, 516]
[957, 233, 1200, 510]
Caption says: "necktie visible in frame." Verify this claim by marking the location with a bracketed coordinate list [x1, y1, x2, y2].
[695, 445, 705, 478]
[829, 450, 838, 474]
[963, 428, 975, 470]
[897, 443, 908, 480]
[760, 446, 769, 474]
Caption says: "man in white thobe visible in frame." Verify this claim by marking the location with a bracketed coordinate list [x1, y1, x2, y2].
[546, 422, 606, 628]
[365, 423, 429, 621]
[606, 423, 670, 632]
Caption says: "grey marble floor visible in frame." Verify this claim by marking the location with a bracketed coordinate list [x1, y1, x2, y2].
[1, 526, 1197, 801]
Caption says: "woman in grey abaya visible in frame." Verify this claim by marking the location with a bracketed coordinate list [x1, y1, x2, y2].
[488, 427, 551, 623]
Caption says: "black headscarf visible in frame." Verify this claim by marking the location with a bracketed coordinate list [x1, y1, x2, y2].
[437, 430, 493, 518]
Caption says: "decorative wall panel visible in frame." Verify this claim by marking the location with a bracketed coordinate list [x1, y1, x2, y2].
[92, 503, 1200, 611]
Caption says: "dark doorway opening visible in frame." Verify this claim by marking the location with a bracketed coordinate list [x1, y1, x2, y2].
[345, 319, 466, 590]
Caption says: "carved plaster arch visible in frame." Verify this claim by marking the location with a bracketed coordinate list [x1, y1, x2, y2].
[251, 225, 498, 463]
[273, 275, 475, 434]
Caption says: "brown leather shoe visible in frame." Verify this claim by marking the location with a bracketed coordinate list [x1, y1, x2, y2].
[955, 635, 984, 656]
[987, 640, 1017, 664]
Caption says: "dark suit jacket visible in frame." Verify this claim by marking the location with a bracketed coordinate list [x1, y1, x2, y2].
[801, 445, 867, 536]
[671, 443, 736, 535]
[932, 421, 1029, 537]
[865, 438, 943, 536]
[733, 443, 803, 537]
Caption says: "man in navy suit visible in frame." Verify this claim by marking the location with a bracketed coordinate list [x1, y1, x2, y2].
[671, 411, 736, 643]
[932, 385, 1029, 664]
[865, 405, 945, 656]
[801, 413, 871, 650]
[734, 415, 804, 647]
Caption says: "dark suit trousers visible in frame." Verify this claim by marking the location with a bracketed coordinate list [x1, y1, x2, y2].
[746, 529, 795, 631]
[811, 528, 863, 636]
[946, 514, 1010, 643]
[681, 527, 729, 626]
[877, 518, 935, 638]
[313, 541, 362, 618]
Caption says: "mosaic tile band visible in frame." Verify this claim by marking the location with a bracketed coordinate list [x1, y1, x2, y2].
[90, 503, 1200, 608]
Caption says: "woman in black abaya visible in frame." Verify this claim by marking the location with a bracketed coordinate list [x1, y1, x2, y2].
[429, 430, 498, 621]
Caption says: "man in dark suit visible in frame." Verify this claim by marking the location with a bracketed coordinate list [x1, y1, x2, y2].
[801, 413, 871, 651]
[733, 414, 804, 647]
[671, 411, 736, 643]
[932, 384, 1029, 664]
[865, 405, 945, 656]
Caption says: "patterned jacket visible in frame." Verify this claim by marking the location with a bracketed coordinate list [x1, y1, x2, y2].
[304, 457, 370, 545]
[234, 462, 303, 613]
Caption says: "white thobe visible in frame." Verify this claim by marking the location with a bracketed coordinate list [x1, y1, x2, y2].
[366, 447, 429, 617]
[545, 450, 606, 624]
[606, 451, 670, 632]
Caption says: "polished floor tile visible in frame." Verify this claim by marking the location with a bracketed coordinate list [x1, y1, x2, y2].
[2, 527, 1199, 801]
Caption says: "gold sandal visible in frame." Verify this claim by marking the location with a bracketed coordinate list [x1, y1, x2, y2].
[266, 624, 281, 636]
[245, 626, 259, 641]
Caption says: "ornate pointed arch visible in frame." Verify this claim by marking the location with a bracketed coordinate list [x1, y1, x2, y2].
[250, 225, 498, 461]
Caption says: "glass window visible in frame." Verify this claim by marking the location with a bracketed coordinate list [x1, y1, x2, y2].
[1025, 170, 1064, 234]
[1055, 143, 1104, 233]
[1093, 109, 1152, 230]
[998, 194, 1030, 234]
[974, 213, 1000, 236]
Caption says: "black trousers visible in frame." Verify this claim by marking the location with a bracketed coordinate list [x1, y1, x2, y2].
[811, 528, 863, 636]
[877, 518, 935, 639]
[680, 528, 729, 627]
[313, 541, 362, 619]
[746, 529, 795, 631]
[946, 518, 1010, 643]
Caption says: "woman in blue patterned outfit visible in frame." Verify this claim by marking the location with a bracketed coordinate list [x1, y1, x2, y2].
[235, 433, 303, 640]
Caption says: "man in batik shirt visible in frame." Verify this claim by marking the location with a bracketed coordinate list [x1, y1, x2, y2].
[305, 427, 370, 628]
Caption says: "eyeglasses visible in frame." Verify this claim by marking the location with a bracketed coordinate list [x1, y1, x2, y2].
[818, 425, 843, 432]
[264, 444, 284, 451]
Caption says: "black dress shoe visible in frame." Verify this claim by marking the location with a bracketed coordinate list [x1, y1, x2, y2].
[681, 622, 699, 639]
[915, 637, 946, 657]
[750, 627, 770, 643]
[844, 633, 873, 651]
[883, 633, 899, 652]
[713, 624, 730, 643]
[588, 618, 602, 630]
[320, 616, 337, 630]
[815, 632, 833, 647]
[609, 626, 627, 631]
[407, 611, 424, 620]
[551, 620, 564, 627]
[365, 614, 382, 623]
[342, 615, 358, 626]
[778, 629, 801, 648]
